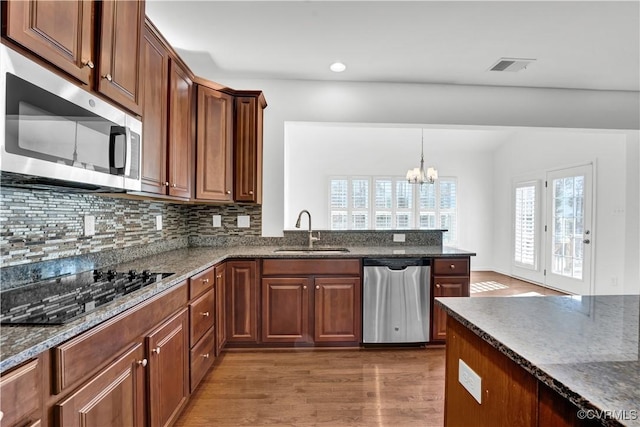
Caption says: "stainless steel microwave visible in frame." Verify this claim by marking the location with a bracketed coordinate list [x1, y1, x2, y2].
[0, 44, 142, 192]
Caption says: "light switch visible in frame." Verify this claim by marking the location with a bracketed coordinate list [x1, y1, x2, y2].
[156, 215, 163, 231]
[237, 215, 250, 228]
[393, 233, 406, 242]
[212, 215, 222, 228]
[84, 215, 95, 236]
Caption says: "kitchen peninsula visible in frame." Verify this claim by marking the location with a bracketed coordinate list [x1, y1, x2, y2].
[437, 295, 640, 427]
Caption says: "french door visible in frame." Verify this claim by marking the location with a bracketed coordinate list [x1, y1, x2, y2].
[544, 164, 593, 295]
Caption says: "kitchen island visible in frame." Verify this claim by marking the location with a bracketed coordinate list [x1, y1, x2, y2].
[437, 295, 640, 427]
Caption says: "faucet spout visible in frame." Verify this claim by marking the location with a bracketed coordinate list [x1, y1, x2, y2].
[295, 210, 320, 248]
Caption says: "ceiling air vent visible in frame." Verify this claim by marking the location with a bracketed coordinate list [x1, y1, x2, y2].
[489, 58, 536, 72]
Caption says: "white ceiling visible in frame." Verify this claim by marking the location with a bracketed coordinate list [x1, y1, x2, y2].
[146, 0, 640, 92]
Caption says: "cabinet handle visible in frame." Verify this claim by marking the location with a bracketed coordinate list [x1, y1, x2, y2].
[216, 274, 222, 279]
[303, 285, 307, 290]
[202, 278, 209, 284]
[202, 353, 210, 359]
[102, 73, 113, 82]
[82, 60, 95, 69]
[249, 190, 254, 195]
[450, 264, 456, 269]
[226, 190, 231, 194]
[137, 358, 148, 367]
[436, 284, 441, 288]
[200, 311, 210, 317]
[152, 347, 161, 355]
[164, 182, 169, 187]
[172, 183, 177, 188]
[315, 285, 320, 290]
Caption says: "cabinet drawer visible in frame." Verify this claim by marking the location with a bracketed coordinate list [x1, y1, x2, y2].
[190, 288, 215, 345]
[0, 358, 41, 427]
[433, 258, 469, 276]
[190, 328, 215, 392]
[190, 267, 214, 298]
[262, 259, 361, 276]
[53, 281, 188, 394]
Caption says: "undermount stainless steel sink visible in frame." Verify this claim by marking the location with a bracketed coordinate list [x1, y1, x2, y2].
[273, 247, 350, 254]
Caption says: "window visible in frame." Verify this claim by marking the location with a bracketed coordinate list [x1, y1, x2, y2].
[329, 176, 458, 244]
[514, 181, 538, 269]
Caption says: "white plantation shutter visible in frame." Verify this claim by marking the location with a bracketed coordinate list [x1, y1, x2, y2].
[514, 181, 538, 269]
[329, 175, 458, 241]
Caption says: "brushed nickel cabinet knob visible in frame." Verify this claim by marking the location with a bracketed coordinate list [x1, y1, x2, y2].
[152, 346, 161, 355]
[103, 73, 113, 82]
[82, 60, 95, 69]
[201, 311, 210, 317]
[137, 359, 148, 367]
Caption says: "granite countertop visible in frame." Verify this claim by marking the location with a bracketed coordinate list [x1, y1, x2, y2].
[0, 244, 474, 373]
[437, 295, 640, 427]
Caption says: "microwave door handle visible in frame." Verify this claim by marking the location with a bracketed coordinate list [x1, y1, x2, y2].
[124, 126, 132, 176]
[109, 126, 127, 175]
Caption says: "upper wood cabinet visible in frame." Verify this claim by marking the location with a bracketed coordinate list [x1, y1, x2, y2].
[234, 92, 267, 204]
[3, 0, 144, 114]
[196, 85, 234, 201]
[3, 0, 93, 84]
[167, 60, 194, 199]
[140, 23, 169, 195]
[96, 0, 145, 115]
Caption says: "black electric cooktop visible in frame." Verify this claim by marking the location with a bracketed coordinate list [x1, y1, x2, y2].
[1, 269, 174, 325]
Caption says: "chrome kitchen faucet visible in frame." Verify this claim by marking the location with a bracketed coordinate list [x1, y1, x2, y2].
[295, 210, 320, 248]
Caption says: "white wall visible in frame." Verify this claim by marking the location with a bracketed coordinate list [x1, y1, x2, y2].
[210, 77, 638, 238]
[284, 123, 498, 269]
[492, 129, 639, 295]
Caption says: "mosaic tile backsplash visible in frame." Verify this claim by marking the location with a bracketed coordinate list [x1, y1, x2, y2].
[0, 187, 263, 268]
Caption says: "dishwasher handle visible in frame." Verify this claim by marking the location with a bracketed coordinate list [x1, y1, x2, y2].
[363, 258, 431, 269]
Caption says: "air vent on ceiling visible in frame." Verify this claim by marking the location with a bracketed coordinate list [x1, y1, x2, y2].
[489, 58, 536, 72]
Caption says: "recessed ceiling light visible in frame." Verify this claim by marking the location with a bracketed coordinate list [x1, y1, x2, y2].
[330, 62, 346, 73]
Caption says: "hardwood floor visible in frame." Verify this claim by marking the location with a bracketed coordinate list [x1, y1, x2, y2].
[175, 272, 561, 427]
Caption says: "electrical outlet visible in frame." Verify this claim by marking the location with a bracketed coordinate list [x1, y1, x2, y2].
[237, 215, 250, 228]
[393, 233, 406, 242]
[459, 359, 482, 404]
[84, 215, 95, 236]
[155, 215, 163, 231]
[212, 215, 222, 228]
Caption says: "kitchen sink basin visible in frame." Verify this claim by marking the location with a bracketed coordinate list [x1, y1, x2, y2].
[273, 247, 350, 254]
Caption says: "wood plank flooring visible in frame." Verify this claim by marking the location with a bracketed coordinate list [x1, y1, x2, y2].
[175, 272, 562, 427]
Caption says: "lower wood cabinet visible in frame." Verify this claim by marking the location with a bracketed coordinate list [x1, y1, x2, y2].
[214, 263, 227, 355]
[226, 260, 260, 345]
[55, 344, 146, 427]
[261, 259, 362, 346]
[0, 357, 42, 427]
[431, 257, 470, 342]
[146, 308, 189, 427]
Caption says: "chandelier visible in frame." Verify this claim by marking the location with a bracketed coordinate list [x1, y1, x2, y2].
[406, 129, 438, 184]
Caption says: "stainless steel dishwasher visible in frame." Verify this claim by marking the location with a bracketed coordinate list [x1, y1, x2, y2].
[362, 258, 431, 344]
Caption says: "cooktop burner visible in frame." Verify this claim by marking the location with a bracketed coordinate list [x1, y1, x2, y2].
[1, 269, 174, 325]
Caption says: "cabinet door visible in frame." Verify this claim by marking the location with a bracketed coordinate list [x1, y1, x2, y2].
[0, 358, 41, 427]
[56, 344, 146, 427]
[314, 277, 361, 343]
[261, 277, 311, 344]
[196, 86, 234, 201]
[432, 276, 469, 342]
[234, 94, 265, 203]
[226, 260, 259, 344]
[96, 0, 144, 114]
[146, 308, 189, 427]
[4, 0, 93, 84]
[167, 60, 193, 199]
[140, 24, 169, 195]
[214, 263, 227, 355]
